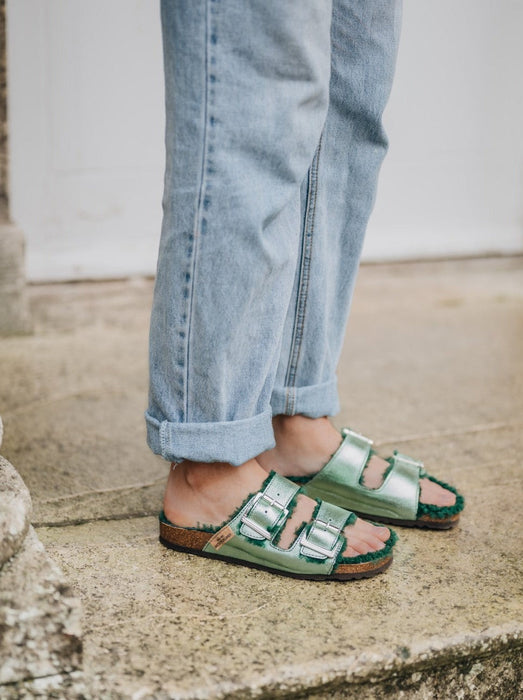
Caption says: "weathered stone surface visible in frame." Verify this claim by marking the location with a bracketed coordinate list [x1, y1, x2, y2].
[39, 497, 522, 699]
[1, 258, 522, 528]
[2, 258, 523, 697]
[0, 454, 31, 567]
[303, 640, 523, 700]
[0, 278, 164, 527]
[0, 414, 3, 447]
[0, 672, 86, 700]
[0, 223, 31, 336]
[0, 527, 82, 686]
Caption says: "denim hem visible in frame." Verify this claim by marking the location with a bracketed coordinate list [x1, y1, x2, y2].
[145, 408, 275, 466]
[270, 377, 340, 417]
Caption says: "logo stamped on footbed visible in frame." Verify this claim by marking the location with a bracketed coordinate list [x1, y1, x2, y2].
[208, 526, 234, 550]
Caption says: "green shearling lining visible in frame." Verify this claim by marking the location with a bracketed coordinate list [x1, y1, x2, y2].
[159, 510, 219, 533]
[287, 474, 314, 485]
[416, 474, 465, 518]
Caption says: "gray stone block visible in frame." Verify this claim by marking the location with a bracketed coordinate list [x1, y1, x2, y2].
[0, 454, 31, 568]
[0, 222, 31, 336]
[0, 526, 82, 686]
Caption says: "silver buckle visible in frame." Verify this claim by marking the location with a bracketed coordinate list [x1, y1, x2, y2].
[301, 519, 341, 559]
[240, 491, 289, 540]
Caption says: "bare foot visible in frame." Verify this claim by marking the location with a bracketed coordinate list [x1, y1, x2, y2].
[257, 415, 456, 508]
[163, 458, 391, 558]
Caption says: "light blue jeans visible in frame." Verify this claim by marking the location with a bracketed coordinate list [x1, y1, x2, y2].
[146, 0, 402, 465]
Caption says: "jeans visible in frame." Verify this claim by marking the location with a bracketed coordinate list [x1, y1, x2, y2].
[146, 0, 402, 465]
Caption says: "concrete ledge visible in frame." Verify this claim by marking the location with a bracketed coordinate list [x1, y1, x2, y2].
[197, 624, 522, 700]
[0, 526, 82, 686]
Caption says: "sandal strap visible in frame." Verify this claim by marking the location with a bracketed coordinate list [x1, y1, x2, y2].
[239, 473, 299, 541]
[299, 501, 348, 560]
[391, 451, 427, 478]
[339, 428, 374, 485]
[305, 428, 421, 521]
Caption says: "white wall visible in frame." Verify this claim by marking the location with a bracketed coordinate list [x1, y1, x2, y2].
[365, 0, 523, 260]
[7, 1, 523, 282]
[8, 0, 165, 281]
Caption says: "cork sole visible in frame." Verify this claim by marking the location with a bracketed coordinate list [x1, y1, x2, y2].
[159, 520, 393, 581]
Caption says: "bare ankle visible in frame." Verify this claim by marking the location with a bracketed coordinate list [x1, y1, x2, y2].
[258, 415, 342, 477]
[163, 458, 269, 528]
[177, 460, 235, 492]
[272, 414, 330, 437]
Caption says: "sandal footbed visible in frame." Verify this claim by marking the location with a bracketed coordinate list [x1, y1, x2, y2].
[159, 519, 393, 580]
[352, 510, 460, 530]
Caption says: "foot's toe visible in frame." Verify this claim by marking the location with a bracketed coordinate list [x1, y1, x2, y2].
[364, 535, 386, 551]
[374, 524, 392, 542]
[419, 477, 456, 507]
[350, 539, 374, 555]
[343, 518, 389, 557]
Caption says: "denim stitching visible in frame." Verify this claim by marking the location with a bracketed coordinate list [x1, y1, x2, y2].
[283, 135, 323, 415]
[184, 0, 218, 422]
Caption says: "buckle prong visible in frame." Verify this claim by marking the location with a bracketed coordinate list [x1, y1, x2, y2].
[240, 491, 289, 540]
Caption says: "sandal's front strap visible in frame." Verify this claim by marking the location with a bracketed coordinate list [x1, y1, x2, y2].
[304, 428, 421, 521]
[300, 501, 347, 560]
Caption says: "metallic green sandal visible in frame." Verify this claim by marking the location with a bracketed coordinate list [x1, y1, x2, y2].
[159, 472, 395, 580]
[293, 429, 465, 530]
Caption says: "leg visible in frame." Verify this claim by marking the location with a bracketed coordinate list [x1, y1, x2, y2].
[261, 0, 458, 515]
[150, 0, 393, 570]
[271, 0, 403, 420]
[146, 0, 332, 466]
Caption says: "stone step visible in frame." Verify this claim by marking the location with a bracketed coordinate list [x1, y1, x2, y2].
[0, 450, 83, 694]
[0, 452, 32, 568]
[0, 523, 83, 691]
[37, 515, 523, 699]
[2, 259, 522, 697]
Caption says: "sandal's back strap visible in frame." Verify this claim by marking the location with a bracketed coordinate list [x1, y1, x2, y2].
[239, 473, 299, 540]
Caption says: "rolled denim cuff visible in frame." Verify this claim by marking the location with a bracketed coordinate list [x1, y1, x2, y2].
[145, 408, 275, 466]
[270, 377, 340, 417]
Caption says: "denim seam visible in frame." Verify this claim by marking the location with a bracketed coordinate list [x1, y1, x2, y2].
[159, 420, 167, 456]
[283, 134, 323, 415]
[184, 0, 216, 423]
